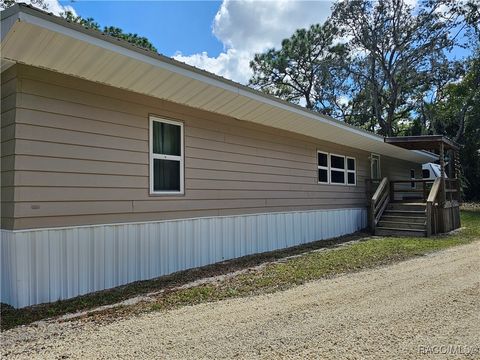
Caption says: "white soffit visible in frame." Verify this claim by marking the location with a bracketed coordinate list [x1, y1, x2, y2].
[1, 5, 437, 163]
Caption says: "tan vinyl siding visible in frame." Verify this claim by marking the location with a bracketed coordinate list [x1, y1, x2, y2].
[382, 155, 422, 181]
[382, 154, 423, 201]
[6, 65, 416, 229]
[1, 66, 18, 229]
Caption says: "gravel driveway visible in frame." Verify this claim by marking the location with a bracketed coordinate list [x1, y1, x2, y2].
[2, 241, 479, 359]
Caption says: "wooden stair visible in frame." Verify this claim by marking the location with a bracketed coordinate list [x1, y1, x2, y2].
[375, 203, 427, 237]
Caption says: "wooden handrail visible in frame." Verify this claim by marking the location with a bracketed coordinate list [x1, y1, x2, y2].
[390, 179, 434, 184]
[426, 177, 442, 237]
[390, 179, 435, 201]
[370, 177, 389, 233]
[427, 177, 442, 203]
[372, 177, 388, 203]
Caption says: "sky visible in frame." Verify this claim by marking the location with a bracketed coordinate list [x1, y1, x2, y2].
[13, 0, 472, 84]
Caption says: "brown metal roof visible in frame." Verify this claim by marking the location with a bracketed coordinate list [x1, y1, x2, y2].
[385, 136, 460, 151]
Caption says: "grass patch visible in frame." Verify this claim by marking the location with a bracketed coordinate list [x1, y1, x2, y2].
[151, 210, 479, 310]
[1, 210, 479, 331]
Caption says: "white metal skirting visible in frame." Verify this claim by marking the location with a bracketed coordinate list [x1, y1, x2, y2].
[1, 208, 367, 308]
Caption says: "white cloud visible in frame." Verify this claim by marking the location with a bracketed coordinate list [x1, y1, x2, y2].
[174, 0, 333, 84]
[174, 48, 252, 84]
[338, 95, 349, 106]
[43, 0, 76, 16]
[404, 0, 417, 8]
[0, 0, 76, 16]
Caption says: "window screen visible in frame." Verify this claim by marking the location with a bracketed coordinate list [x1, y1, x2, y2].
[330, 155, 345, 170]
[331, 170, 345, 184]
[318, 152, 328, 167]
[153, 122, 181, 156]
[317, 151, 329, 184]
[330, 155, 346, 184]
[348, 172, 355, 185]
[347, 158, 355, 171]
[153, 159, 180, 192]
[346, 157, 356, 185]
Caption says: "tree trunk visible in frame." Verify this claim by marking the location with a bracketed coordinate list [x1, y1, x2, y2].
[369, 55, 386, 135]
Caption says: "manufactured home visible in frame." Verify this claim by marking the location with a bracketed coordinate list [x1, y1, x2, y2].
[0, 4, 460, 308]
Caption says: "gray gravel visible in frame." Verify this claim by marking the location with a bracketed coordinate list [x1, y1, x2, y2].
[2, 242, 479, 359]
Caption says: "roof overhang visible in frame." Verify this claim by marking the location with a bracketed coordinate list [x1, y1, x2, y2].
[385, 136, 459, 152]
[1, 4, 437, 164]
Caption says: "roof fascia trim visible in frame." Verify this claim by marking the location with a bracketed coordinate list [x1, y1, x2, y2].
[412, 150, 439, 161]
[1, 5, 20, 42]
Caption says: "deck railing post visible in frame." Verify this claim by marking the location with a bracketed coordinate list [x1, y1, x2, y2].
[454, 150, 461, 202]
[426, 202, 432, 237]
[439, 143, 446, 205]
[370, 198, 375, 234]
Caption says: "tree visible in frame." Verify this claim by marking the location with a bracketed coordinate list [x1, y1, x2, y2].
[331, 0, 466, 136]
[63, 12, 157, 52]
[249, 22, 348, 115]
[249, 0, 467, 137]
[0, 0, 47, 10]
[408, 60, 464, 136]
[405, 0, 479, 201]
[102, 26, 157, 52]
[0, 1, 157, 52]
[429, 53, 480, 200]
[63, 11, 101, 31]
[458, 0, 480, 44]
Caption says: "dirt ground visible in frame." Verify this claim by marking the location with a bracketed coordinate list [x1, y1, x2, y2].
[2, 241, 479, 359]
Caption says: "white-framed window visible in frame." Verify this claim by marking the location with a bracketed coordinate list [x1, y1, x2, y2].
[149, 116, 184, 195]
[317, 151, 356, 186]
[410, 169, 415, 189]
[317, 151, 329, 184]
[347, 157, 356, 185]
[330, 154, 346, 185]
